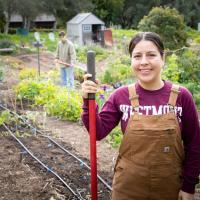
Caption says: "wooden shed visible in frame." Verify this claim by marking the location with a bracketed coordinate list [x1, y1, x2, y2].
[66, 13, 105, 45]
[9, 13, 56, 29]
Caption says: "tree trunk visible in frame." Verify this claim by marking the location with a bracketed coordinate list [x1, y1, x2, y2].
[53, 20, 57, 32]
[23, 17, 27, 29]
[4, 15, 10, 34]
[27, 19, 31, 31]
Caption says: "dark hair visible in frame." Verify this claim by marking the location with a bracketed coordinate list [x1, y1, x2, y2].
[59, 31, 66, 37]
[128, 32, 164, 57]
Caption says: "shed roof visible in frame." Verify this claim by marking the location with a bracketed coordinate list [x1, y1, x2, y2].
[9, 13, 55, 22]
[67, 13, 104, 25]
[35, 14, 56, 22]
[10, 14, 23, 22]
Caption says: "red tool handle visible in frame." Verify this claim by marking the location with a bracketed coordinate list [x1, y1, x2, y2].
[87, 50, 98, 200]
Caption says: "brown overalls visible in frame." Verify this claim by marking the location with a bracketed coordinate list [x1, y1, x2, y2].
[112, 84, 185, 200]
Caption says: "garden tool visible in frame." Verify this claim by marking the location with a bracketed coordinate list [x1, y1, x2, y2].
[87, 50, 98, 200]
[55, 59, 86, 70]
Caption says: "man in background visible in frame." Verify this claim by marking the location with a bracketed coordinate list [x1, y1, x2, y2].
[55, 31, 76, 88]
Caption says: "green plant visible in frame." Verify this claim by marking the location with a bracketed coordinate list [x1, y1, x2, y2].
[15, 79, 42, 100]
[177, 49, 200, 83]
[181, 82, 200, 109]
[100, 55, 132, 84]
[106, 125, 122, 148]
[0, 68, 3, 81]
[186, 28, 200, 44]
[0, 111, 11, 125]
[74, 67, 85, 82]
[0, 39, 15, 48]
[138, 6, 187, 50]
[76, 44, 109, 62]
[112, 29, 137, 40]
[19, 68, 37, 80]
[34, 82, 57, 105]
[162, 53, 180, 82]
[45, 89, 82, 121]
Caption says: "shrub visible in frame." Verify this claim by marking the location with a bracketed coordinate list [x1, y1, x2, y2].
[181, 82, 200, 109]
[74, 67, 85, 83]
[45, 89, 82, 121]
[100, 55, 132, 84]
[0, 111, 11, 125]
[14, 78, 83, 122]
[162, 53, 180, 82]
[19, 68, 37, 80]
[106, 126, 122, 148]
[0, 39, 15, 48]
[15, 79, 42, 100]
[163, 48, 200, 109]
[0, 68, 3, 81]
[76, 44, 108, 62]
[138, 6, 187, 50]
[177, 49, 200, 83]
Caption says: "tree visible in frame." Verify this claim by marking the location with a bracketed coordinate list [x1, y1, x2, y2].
[118, 0, 159, 28]
[54, 0, 94, 28]
[0, 0, 18, 34]
[39, 0, 65, 29]
[0, 0, 5, 33]
[15, 0, 41, 30]
[91, 0, 124, 27]
[138, 6, 187, 49]
[158, 0, 200, 29]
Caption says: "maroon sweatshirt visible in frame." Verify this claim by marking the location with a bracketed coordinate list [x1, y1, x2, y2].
[82, 80, 200, 194]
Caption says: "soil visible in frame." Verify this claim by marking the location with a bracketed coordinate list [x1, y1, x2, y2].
[0, 53, 118, 200]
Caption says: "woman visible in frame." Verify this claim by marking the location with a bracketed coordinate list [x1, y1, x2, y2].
[81, 32, 200, 200]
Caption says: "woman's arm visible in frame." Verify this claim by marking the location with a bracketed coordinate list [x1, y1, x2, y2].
[81, 92, 122, 140]
[180, 87, 200, 194]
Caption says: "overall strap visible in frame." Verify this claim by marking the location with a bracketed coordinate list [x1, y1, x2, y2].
[168, 84, 180, 107]
[128, 84, 139, 108]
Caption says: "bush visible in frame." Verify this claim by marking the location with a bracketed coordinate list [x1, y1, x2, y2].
[14, 79, 82, 122]
[106, 126, 122, 148]
[19, 68, 37, 80]
[100, 55, 132, 84]
[45, 89, 82, 121]
[15, 79, 42, 100]
[0, 69, 3, 81]
[177, 49, 200, 83]
[162, 54, 180, 82]
[163, 48, 200, 109]
[76, 44, 108, 62]
[181, 82, 200, 109]
[138, 6, 187, 50]
[74, 67, 85, 83]
[0, 39, 15, 48]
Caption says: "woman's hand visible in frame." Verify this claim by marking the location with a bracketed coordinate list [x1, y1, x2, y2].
[81, 74, 98, 99]
[178, 190, 194, 200]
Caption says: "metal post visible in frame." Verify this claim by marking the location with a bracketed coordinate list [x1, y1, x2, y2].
[37, 41, 40, 76]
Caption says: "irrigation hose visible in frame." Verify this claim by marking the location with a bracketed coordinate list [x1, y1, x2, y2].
[3, 123, 83, 200]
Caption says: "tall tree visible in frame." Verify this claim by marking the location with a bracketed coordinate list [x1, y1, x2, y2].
[56, 0, 94, 27]
[118, 0, 160, 28]
[0, 0, 18, 34]
[15, 0, 41, 30]
[91, 0, 124, 26]
[0, 0, 5, 33]
[39, 0, 65, 29]
[159, 0, 200, 28]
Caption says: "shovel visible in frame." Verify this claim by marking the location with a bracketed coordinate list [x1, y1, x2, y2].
[87, 50, 98, 200]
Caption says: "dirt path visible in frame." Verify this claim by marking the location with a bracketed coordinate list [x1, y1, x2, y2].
[16, 52, 56, 72]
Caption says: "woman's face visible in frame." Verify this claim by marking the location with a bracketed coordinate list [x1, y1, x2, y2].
[131, 40, 164, 85]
